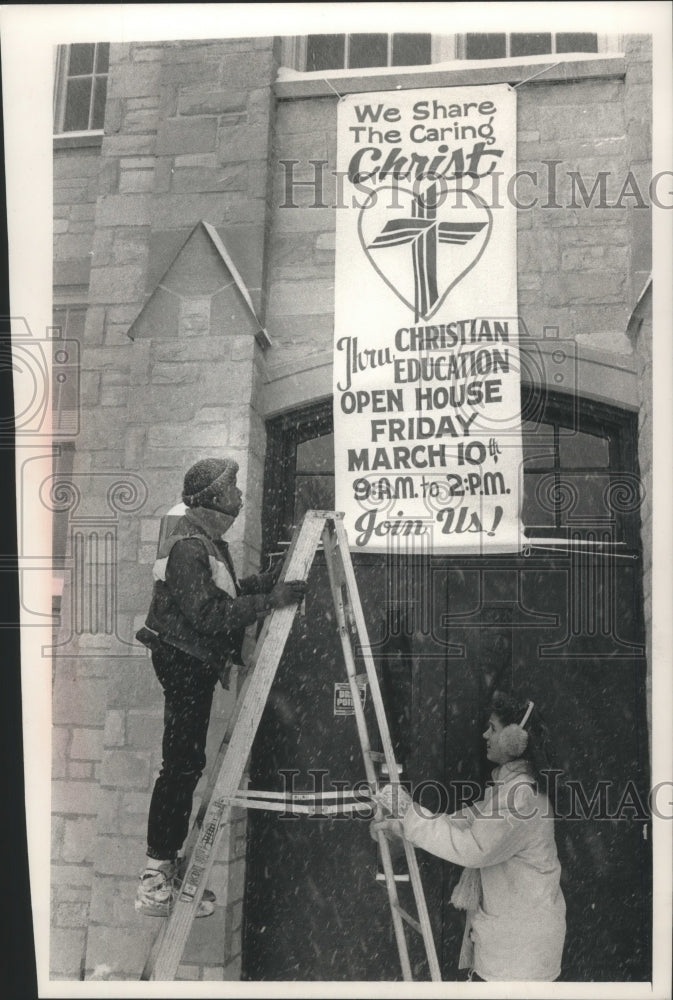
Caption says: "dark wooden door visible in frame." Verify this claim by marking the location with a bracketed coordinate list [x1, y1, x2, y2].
[242, 395, 651, 982]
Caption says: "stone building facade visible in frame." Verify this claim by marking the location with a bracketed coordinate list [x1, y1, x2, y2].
[50, 35, 653, 981]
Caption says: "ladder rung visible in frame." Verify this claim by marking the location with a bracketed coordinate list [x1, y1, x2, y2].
[393, 902, 423, 935]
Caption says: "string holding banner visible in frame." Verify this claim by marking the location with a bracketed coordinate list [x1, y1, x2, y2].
[333, 84, 524, 554]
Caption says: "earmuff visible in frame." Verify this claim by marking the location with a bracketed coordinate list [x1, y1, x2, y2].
[498, 700, 534, 759]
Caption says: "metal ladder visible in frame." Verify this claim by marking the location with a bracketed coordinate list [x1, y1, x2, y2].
[141, 510, 441, 982]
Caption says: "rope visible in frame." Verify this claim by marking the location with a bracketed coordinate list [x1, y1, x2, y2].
[513, 60, 565, 89]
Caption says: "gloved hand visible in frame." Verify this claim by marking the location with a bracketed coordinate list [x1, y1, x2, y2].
[374, 783, 413, 818]
[267, 579, 307, 609]
[370, 815, 404, 842]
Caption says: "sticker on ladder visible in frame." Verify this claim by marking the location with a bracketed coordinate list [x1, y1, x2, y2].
[333, 680, 367, 715]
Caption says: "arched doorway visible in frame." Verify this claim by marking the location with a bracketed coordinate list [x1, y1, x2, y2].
[243, 391, 650, 982]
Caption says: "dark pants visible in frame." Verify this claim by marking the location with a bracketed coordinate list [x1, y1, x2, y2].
[146, 642, 218, 861]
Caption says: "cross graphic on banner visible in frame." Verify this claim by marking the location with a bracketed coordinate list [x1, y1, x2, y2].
[367, 184, 487, 321]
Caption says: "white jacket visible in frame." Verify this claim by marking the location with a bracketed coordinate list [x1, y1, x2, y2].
[402, 759, 566, 981]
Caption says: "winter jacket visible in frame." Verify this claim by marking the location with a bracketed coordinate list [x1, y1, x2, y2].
[140, 508, 274, 671]
[403, 759, 566, 981]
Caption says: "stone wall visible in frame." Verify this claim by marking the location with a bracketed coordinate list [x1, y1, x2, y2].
[50, 36, 279, 981]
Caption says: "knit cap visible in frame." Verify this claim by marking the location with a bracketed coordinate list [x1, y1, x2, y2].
[182, 458, 239, 508]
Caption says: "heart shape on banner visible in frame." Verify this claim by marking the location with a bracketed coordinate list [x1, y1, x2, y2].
[357, 185, 493, 321]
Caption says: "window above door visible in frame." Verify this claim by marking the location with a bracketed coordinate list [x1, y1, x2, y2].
[263, 392, 641, 555]
[282, 32, 612, 73]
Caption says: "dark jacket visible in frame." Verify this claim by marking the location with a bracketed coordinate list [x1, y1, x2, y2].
[139, 510, 274, 671]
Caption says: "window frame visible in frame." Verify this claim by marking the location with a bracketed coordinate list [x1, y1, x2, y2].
[457, 32, 601, 60]
[280, 33, 615, 73]
[53, 42, 109, 137]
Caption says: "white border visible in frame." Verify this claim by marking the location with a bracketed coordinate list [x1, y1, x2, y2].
[1, 3, 671, 998]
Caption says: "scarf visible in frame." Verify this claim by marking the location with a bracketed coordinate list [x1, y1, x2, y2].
[450, 866, 482, 911]
[185, 505, 235, 539]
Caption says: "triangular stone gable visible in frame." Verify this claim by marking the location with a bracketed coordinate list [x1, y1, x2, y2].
[127, 221, 270, 345]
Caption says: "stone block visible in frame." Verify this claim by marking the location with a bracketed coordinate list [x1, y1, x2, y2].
[121, 108, 160, 133]
[70, 726, 104, 761]
[51, 863, 94, 888]
[54, 258, 91, 287]
[216, 122, 270, 164]
[103, 134, 157, 157]
[62, 817, 97, 863]
[53, 675, 107, 726]
[68, 762, 93, 779]
[94, 834, 146, 877]
[85, 923, 156, 978]
[272, 206, 334, 234]
[54, 885, 91, 903]
[227, 858, 246, 902]
[176, 965, 201, 980]
[89, 263, 145, 304]
[159, 56, 221, 87]
[203, 965, 225, 981]
[52, 779, 101, 816]
[219, 49, 275, 90]
[546, 270, 627, 306]
[156, 117, 218, 155]
[626, 61, 653, 85]
[107, 659, 161, 710]
[70, 203, 96, 221]
[52, 726, 70, 779]
[89, 875, 139, 924]
[538, 104, 625, 142]
[54, 233, 95, 262]
[561, 245, 629, 271]
[52, 815, 65, 860]
[96, 193, 152, 227]
[50, 926, 87, 977]
[178, 87, 247, 116]
[182, 905, 227, 966]
[55, 902, 90, 928]
[171, 164, 249, 194]
[150, 361, 202, 385]
[126, 711, 164, 750]
[277, 97, 332, 135]
[131, 46, 165, 62]
[229, 899, 243, 932]
[109, 63, 161, 100]
[100, 748, 151, 790]
[267, 278, 334, 317]
[222, 955, 242, 980]
[118, 169, 155, 194]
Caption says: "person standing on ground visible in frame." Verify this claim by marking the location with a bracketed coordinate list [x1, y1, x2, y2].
[372, 690, 566, 981]
[134, 457, 306, 916]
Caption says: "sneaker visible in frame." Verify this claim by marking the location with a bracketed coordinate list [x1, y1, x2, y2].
[134, 862, 215, 918]
[174, 855, 216, 905]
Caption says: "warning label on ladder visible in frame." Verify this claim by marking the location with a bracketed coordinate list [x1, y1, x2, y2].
[333, 681, 366, 715]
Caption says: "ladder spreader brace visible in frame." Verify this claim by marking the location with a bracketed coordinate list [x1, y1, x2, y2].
[141, 511, 441, 982]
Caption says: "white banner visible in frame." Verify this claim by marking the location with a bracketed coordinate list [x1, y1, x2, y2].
[334, 84, 524, 554]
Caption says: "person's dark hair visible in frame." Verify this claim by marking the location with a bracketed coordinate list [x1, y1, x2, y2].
[488, 689, 561, 808]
